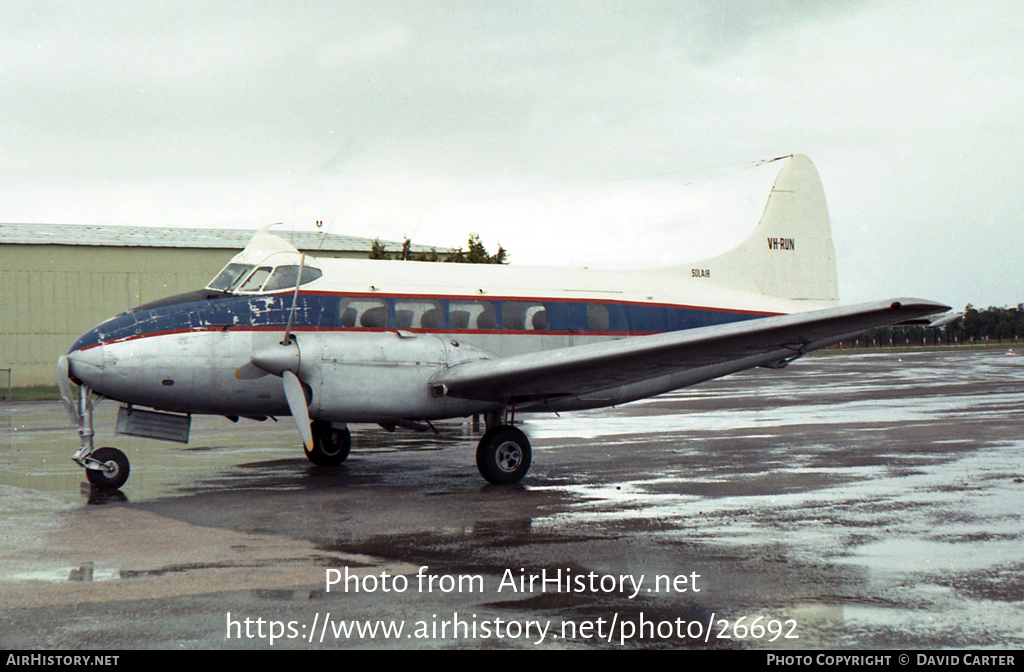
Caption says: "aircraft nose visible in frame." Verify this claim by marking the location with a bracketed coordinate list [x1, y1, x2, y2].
[67, 345, 104, 387]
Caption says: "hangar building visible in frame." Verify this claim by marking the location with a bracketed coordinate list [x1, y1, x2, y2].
[0, 223, 440, 388]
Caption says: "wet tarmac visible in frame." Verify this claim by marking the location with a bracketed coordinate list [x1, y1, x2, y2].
[1, 349, 1022, 649]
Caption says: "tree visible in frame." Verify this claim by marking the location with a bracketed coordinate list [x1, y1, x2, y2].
[372, 233, 508, 264]
[842, 303, 1024, 348]
[369, 238, 391, 260]
[444, 233, 508, 264]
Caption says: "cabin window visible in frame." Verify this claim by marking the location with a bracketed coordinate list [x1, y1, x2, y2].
[207, 263, 254, 292]
[502, 301, 548, 330]
[237, 267, 273, 293]
[394, 299, 443, 329]
[339, 298, 389, 328]
[587, 303, 610, 331]
[449, 300, 497, 330]
[262, 265, 323, 292]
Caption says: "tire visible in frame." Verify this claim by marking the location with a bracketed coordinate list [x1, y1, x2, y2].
[476, 425, 531, 484]
[305, 423, 352, 466]
[85, 447, 130, 490]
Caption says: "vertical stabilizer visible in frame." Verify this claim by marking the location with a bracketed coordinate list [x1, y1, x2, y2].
[675, 154, 839, 303]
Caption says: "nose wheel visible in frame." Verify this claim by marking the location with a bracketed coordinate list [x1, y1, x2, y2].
[84, 447, 131, 489]
[476, 425, 531, 484]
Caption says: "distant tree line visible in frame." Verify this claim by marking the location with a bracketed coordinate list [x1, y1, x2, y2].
[840, 304, 1024, 348]
[369, 233, 507, 264]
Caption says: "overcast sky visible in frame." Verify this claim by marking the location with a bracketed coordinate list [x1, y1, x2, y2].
[2, 1, 1021, 309]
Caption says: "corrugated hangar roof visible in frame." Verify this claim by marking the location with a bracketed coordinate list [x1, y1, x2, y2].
[0, 223, 445, 254]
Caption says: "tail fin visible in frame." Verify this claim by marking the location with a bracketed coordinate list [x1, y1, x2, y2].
[677, 154, 839, 303]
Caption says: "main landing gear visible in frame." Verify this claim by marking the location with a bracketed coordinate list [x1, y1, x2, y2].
[71, 385, 131, 490]
[297, 412, 532, 484]
[304, 421, 352, 466]
[475, 412, 532, 484]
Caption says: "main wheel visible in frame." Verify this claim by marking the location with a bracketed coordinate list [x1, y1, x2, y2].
[85, 447, 130, 490]
[476, 426, 531, 484]
[305, 422, 352, 466]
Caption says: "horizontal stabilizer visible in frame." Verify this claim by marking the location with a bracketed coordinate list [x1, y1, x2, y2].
[928, 312, 963, 329]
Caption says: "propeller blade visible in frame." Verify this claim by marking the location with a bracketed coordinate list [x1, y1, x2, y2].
[56, 355, 80, 424]
[235, 361, 270, 380]
[281, 253, 306, 345]
[282, 369, 313, 451]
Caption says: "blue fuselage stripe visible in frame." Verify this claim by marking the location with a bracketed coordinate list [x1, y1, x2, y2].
[69, 292, 771, 353]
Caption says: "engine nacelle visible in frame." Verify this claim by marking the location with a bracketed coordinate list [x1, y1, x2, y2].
[313, 332, 496, 422]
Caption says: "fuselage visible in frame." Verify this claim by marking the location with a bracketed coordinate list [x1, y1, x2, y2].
[65, 256, 834, 424]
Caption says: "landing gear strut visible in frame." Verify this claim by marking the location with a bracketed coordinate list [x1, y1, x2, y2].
[305, 421, 351, 466]
[71, 385, 131, 490]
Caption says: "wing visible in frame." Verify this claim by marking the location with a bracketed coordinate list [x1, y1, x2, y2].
[431, 298, 949, 405]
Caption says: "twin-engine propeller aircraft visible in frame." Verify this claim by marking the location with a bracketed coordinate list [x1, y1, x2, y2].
[58, 155, 948, 489]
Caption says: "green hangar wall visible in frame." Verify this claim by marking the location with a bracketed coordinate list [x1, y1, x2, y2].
[0, 224, 436, 388]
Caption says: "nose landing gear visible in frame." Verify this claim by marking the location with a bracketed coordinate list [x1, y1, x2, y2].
[70, 384, 131, 490]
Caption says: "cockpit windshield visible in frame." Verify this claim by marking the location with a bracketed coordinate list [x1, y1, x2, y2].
[207, 263, 254, 292]
[261, 265, 322, 292]
[237, 267, 273, 292]
[206, 262, 323, 294]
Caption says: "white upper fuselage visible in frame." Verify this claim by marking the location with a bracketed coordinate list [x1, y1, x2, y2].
[311, 257, 830, 311]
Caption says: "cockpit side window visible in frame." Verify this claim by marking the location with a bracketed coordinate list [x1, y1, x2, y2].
[207, 263, 255, 292]
[237, 267, 273, 293]
[262, 265, 324, 292]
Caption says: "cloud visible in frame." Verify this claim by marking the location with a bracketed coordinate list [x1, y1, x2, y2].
[1, 1, 1021, 307]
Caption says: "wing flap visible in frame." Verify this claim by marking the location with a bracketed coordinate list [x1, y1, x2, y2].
[432, 298, 949, 402]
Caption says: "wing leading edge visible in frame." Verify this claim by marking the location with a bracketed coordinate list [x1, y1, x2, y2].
[431, 298, 950, 406]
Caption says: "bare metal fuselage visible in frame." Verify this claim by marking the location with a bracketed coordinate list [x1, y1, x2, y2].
[64, 257, 819, 424]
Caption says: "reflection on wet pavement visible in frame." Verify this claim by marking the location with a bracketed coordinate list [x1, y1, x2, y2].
[1, 349, 1022, 648]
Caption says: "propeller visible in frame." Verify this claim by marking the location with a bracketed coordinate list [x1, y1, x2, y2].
[281, 256, 304, 346]
[57, 355, 81, 424]
[283, 370, 313, 450]
[234, 254, 315, 448]
[234, 361, 269, 380]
